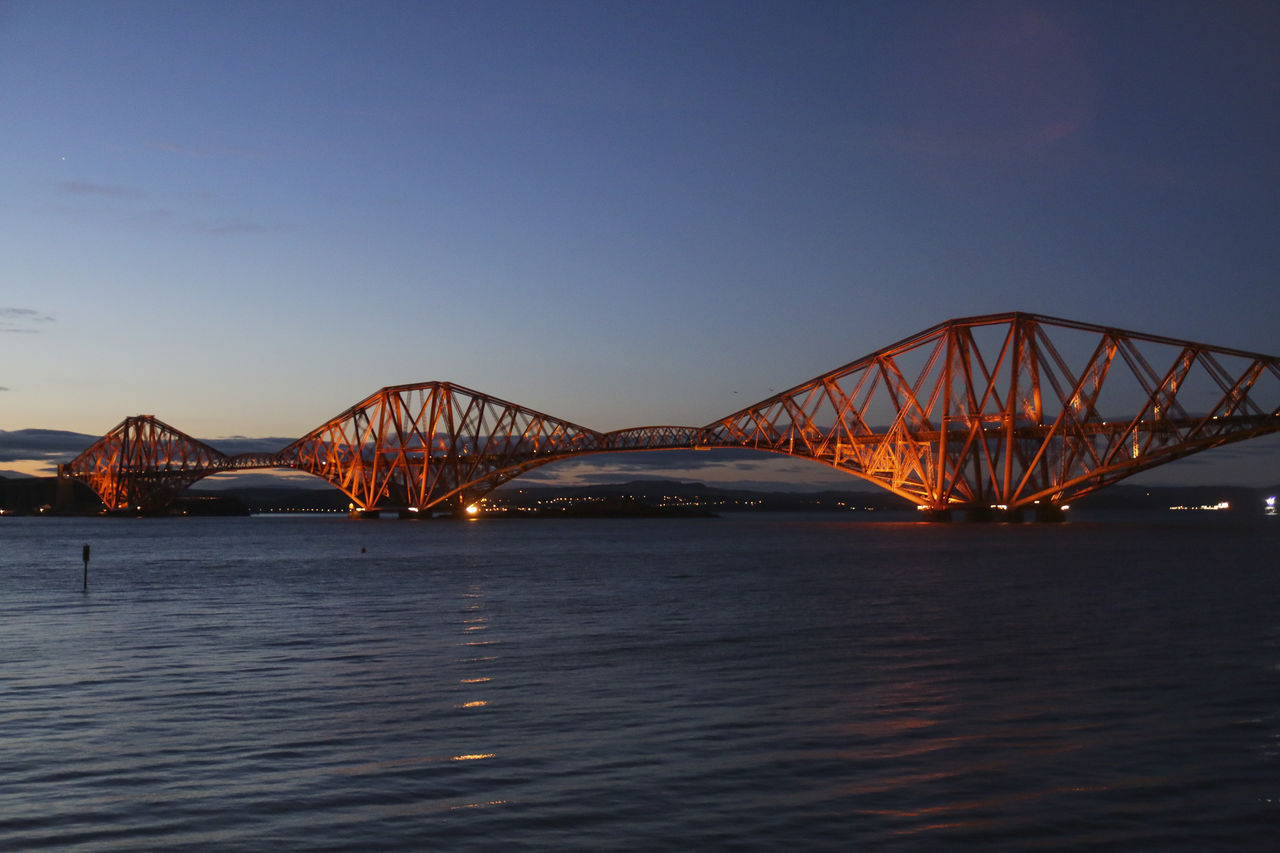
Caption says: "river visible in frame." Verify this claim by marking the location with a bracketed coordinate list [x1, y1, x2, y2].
[2, 512, 1277, 850]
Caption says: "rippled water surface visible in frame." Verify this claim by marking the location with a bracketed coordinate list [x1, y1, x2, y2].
[2, 513, 1278, 850]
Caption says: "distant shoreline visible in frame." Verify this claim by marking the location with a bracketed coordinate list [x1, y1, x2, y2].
[2, 474, 1276, 519]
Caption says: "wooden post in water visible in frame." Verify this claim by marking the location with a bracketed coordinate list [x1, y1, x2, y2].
[82, 544, 90, 591]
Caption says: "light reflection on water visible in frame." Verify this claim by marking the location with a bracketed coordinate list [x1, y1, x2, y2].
[1, 513, 1277, 851]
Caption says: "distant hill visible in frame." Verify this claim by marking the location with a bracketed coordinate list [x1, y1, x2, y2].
[0, 473, 99, 514]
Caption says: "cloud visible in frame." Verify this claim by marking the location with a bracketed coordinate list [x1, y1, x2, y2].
[517, 448, 860, 491]
[0, 429, 98, 464]
[53, 179, 269, 237]
[128, 209, 270, 237]
[0, 307, 55, 333]
[198, 471, 336, 490]
[207, 436, 298, 455]
[1, 307, 53, 320]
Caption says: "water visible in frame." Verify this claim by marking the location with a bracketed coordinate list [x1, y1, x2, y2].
[2, 513, 1277, 851]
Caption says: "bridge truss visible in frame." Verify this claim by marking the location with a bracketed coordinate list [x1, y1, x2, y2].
[62, 313, 1280, 517]
[61, 415, 232, 512]
[280, 382, 607, 512]
[708, 313, 1280, 515]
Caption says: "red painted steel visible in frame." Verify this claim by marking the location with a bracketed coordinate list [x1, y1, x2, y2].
[279, 382, 607, 511]
[63, 313, 1280, 515]
[62, 415, 229, 513]
[706, 313, 1280, 513]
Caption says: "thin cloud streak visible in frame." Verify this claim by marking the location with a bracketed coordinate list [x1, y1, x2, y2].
[53, 180, 269, 236]
[0, 428, 97, 463]
[0, 307, 54, 333]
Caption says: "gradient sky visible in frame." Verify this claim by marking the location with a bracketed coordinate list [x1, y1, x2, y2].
[2, 0, 1278, 487]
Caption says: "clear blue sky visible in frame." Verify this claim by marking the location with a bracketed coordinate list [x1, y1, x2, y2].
[2, 0, 1278, 486]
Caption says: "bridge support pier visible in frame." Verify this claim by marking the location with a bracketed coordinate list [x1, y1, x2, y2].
[920, 506, 1029, 523]
[921, 504, 1065, 523]
[958, 506, 1023, 523]
[1033, 504, 1066, 523]
[349, 507, 441, 519]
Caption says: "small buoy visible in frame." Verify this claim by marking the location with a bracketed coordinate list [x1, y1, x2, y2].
[360, 547, 366, 554]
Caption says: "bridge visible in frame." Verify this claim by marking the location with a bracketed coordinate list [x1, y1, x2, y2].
[62, 312, 1280, 520]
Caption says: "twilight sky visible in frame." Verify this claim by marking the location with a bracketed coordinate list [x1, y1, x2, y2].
[2, 0, 1278, 487]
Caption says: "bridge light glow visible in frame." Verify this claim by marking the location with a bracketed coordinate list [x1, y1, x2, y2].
[61, 315, 1280, 517]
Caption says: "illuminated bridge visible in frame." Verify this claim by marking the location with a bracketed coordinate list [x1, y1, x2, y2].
[63, 312, 1280, 520]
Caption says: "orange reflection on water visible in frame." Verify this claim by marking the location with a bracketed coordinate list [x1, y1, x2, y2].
[338, 751, 496, 775]
[868, 782, 1095, 835]
[450, 800, 508, 811]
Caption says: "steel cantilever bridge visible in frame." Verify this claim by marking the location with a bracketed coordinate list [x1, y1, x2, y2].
[63, 312, 1280, 520]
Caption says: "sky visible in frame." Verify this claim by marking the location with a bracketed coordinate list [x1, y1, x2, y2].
[2, 0, 1278, 489]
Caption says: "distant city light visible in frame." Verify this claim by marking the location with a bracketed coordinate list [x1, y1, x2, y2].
[1169, 501, 1230, 511]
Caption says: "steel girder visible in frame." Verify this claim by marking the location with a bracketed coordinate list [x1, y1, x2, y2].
[62, 415, 231, 512]
[62, 314, 1280, 515]
[604, 426, 720, 449]
[278, 382, 611, 511]
[706, 312, 1280, 510]
[279, 393, 735, 511]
